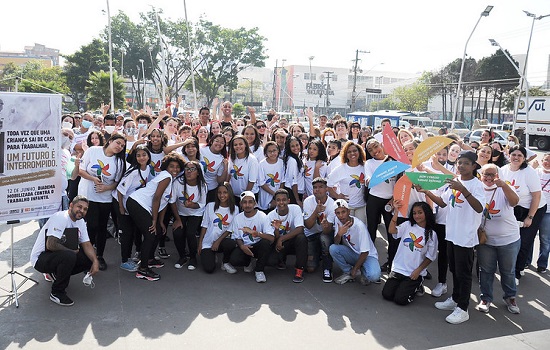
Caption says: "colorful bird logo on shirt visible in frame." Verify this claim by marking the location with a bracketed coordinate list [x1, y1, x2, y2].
[179, 191, 195, 203]
[91, 159, 111, 177]
[403, 232, 424, 252]
[213, 213, 229, 230]
[344, 234, 355, 247]
[201, 157, 216, 173]
[150, 160, 161, 175]
[304, 164, 311, 177]
[316, 212, 325, 225]
[278, 221, 291, 236]
[243, 225, 257, 241]
[266, 172, 281, 187]
[505, 179, 520, 190]
[483, 200, 500, 220]
[449, 189, 464, 207]
[231, 165, 244, 180]
[349, 173, 365, 188]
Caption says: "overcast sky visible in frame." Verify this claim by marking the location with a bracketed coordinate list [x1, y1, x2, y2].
[2, 0, 550, 84]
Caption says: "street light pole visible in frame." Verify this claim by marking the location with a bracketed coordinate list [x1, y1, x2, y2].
[139, 59, 146, 109]
[278, 59, 286, 112]
[451, 5, 493, 129]
[106, 0, 115, 113]
[489, 39, 530, 146]
[351, 49, 369, 112]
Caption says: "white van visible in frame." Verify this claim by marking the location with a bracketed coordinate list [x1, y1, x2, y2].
[432, 120, 469, 137]
[399, 116, 433, 129]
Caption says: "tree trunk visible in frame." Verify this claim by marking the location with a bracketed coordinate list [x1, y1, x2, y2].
[490, 86, 497, 123]
[476, 89, 482, 119]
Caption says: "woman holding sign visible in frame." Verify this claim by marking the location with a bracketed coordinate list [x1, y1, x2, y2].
[364, 138, 397, 272]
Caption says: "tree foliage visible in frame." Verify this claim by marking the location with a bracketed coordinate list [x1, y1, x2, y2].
[63, 39, 111, 108]
[85, 70, 125, 109]
[186, 19, 268, 106]
[0, 60, 69, 94]
[390, 72, 431, 111]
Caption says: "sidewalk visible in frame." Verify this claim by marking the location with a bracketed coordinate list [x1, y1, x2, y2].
[1, 220, 549, 349]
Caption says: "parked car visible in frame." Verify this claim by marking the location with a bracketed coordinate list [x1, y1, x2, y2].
[463, 129, 508, 147]
[431, 120, 469, 137]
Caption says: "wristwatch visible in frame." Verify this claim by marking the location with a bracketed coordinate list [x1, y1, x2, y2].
[527, 215, 534, 219]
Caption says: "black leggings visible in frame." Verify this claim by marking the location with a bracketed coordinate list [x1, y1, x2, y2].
[172, 215, 202, 261]
[34, 249, 92, 294]
[434, 223, 448, 283]
[516, 205, 547, 277]
[86, 201, 112, 257]
[200, 239, 237, 273]
[126, 198, 161, 269]
[367, 194, 396, 265]
[382, 271, 423, 305]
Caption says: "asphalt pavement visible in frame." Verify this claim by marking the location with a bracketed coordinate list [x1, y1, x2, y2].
[1, 217, 549, 350]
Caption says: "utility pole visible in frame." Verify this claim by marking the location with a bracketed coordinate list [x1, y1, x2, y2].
[272, 59, 278, 110]
[351, 50, 369, 112]
[324, 71, 333, 115]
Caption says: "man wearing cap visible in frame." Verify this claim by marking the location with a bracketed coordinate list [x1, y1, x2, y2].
[303, 177, 336, 282]
[267, 189, 307, 283]
[227, 191, 274, 283]
[421, 150, 484, 325]
[329, 199, 381, 285]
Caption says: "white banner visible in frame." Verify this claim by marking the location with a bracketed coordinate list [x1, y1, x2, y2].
[0, 92, 62, 223]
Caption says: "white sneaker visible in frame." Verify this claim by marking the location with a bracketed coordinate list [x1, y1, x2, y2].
[435, 297, 458, 311]
[519, 270, 525, 276]
[244, 259, 256, 273]
[334, 273, 353, 285]
[431, 283, 448, 298]
[477, 300, 491, 313]
[255, 271, 266, 283]
[515, 278, 520, 286]
[221, 263, 237, 274]
[445, 307, 469, 324]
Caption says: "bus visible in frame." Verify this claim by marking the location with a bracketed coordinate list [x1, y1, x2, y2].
[346, 110, 412, 129]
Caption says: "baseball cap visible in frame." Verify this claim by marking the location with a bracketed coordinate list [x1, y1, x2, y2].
[240, 191, 256, 201]
[457, 150, 477, 163]
[334, 199, 349, 210]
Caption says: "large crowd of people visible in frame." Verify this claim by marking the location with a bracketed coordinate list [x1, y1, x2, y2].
[30, 100, 549, 326]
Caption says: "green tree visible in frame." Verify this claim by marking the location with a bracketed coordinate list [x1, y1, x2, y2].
[232, 102, 245, 117]
[85, 70, 125, 110]
[187, 19, 268, 106]
[0, 60, 69, 94]
[390, 75, 430, 112]
[63, 39, 111, 109]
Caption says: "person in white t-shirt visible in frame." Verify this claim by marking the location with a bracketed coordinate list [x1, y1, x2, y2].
[329, 199, 381, 285]
[303, 139, 328, 198]
[383, 201, 438, 306]
[227, 135, 259, 205]
[198, 183, 239, 274]
[227, 191, 275, 283]
[303, 177, 336, 282]
[500, 145, 547, 281]
[201, 134, 229, 202]
[78, 134, 126, 271]
[126, 153, 185, 281]
[327, 142, 368, 223]
[282, 136, 305, 207]
[258, 142, 285, 212]
[169, 160, 208, 271]
[476, 164, 521, 314]
[421, 150, 484, 325]
[534, 153, 550, 273]
[267, 189, 307, 283]
[30, 196, 99, 306]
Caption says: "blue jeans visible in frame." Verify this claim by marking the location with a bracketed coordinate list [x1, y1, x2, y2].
[478, 239, 520, 302]
[537, 213, 550, 270]
[329, 244, 381, 282]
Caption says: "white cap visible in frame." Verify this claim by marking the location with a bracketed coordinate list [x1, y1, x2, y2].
[240, 191, 256, 202]
[334, 199, 349, 210]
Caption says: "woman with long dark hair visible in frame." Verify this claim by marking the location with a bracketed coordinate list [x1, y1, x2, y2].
[304, 139, 328, 198]
[127, 152, 185, 281]
[198, 183, 239, 273]
[201, 133, 229, 203]
[169, 160, 208, 270]
[500, 145, 547, 281]
[116, 145, 153, 272]
[383, 201, 438, 305]
[78, 133, 126, 270]
[282, 136, 305, 207]
[227, 135, 259, 205]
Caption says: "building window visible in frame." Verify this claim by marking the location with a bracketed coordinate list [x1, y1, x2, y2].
[305, 73, 316, 81]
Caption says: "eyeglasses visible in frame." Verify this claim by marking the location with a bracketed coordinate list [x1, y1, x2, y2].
[185, 167, 197, 172]
[481, 173, 497, 177]
[257, 125, 266, 129]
